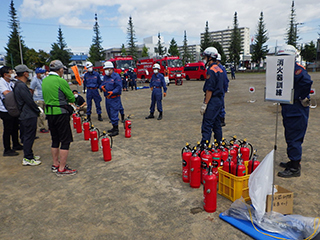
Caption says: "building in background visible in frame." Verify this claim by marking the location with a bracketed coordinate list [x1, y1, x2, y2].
[177, 44, 201, 62]
[200, 27, 250, 62]
[69, 54, 88, 66]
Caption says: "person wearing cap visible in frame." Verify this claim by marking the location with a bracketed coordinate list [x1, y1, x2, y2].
[145, 63, 167, 120]
[276, 45, 313, 178]
[0, 66, 23, 156]
[83, 61, 103, 122]
[71, 89, 87, 115]
[216, 53, 229, 127]
[14, 64, 41, 166]
[42, 60, 77, 176]
[200, 47, 224, 144]
[30, 67, 49, 133]
[99, 61, 122, 136]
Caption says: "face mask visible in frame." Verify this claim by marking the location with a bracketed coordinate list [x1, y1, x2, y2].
[74, 94, 78, 98]
[153, 69, 158, 74]
[105, 70, 110, 76]
[88, 67, 93, 72]
[10, 73, 15, 80]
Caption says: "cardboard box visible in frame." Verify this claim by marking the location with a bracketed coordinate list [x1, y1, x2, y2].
[266, 185, 293, 215]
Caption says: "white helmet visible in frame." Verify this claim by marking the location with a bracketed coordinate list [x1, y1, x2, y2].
[153, 63, 160, 69]
[86, 61, 93, 68]
[103, 61, 114, 69]
[277, 44, 298, 56]
[202, 47, 218, 59]
[216, 53, 221, 61]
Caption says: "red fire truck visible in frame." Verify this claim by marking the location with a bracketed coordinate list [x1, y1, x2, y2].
[93, 56, 136, 75]
[136, 56, 185, 82]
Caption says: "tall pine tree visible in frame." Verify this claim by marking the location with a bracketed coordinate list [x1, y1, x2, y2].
[155, 32, 165, 57]
[252, 12, 269, 67]
[88, 13, 104, 64]
[50, 27, 71, 66]
[127, 16, 138, 60]
[121, 43, 127, 56]
[286, 1, 299, 48]
[141, 45, 149, 57]
[5, 0, 28, 68]
[168, 38, 179, 56]
[228, 12, 242, 67]
[212, 42, 226, 65]
[182, 31, 190, 64]
[201, 21, 213, 52]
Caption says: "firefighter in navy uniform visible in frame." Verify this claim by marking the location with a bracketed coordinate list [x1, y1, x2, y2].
[120, 68, 128, 91]
[277, 45, 313, 178]
[83, 61, 103, 121]
[145, 63, 167, 120]
[100, 61, 122, 136]
[128, 67, 137, 90]
[200, 47, 224, 144]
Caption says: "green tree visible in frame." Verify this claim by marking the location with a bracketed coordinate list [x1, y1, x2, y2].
[212, 41, 226, 65]
[301, 41, 317, 69]
[228, 12, 242, 67]
[88, 13, 104, 64]
[155, 32, 165, 57]
[201, 21, 213, 52]
[25, 48, 49, 69]
[127, 16, 138, 60]
[252, 12, 269, 68]
[50, 27, 71, 66]
[121, 43, 127, 56]
[182, 30, 191, 65]
[141, 45, 149, 57]
[168, 38, 179, 56]
[5, 0, 28, 68]
[286, 1, 299, 48]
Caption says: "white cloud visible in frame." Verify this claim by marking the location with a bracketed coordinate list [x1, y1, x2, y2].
[20, 0, 320, 49]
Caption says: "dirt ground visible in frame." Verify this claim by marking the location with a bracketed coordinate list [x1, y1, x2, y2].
[1, 71, 320, 240]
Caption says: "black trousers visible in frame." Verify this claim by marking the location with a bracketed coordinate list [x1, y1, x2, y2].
[0, 111, 20, 152]
[20, 117, 37, 159]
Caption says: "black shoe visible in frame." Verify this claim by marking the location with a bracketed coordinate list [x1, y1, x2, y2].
[109, 125, 119, 136]
[34, 136, 39, 140]
[121, 114, 125, 123]
[277, 168, 301, 178]
[87, 115, 91, 121]
[157, 112, 163, 120]
[3, 150, 19, 156]
[145, 113, 154, 119]
[13, 144, 23, 151]
[279, 161, 301, 169]
[221, 118, 226, 127]
[98, 114, 103, 121]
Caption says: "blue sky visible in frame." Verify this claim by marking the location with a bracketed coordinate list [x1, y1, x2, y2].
[0, 0, 319, 55]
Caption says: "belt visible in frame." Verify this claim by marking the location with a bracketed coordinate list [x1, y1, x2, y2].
[106, 95, 120, 99]
[154, 87, 161, 89]
[88, 87, 97, 89]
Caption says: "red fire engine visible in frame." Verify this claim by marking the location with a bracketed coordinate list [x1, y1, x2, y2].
[136, 56, 185, 82]
[93, 56, 136, 75]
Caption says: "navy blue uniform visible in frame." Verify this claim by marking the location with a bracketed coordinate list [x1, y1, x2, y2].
[128, 71, 137, 90]
[100, 72, 122, 125]
[218, 63, 229, 119]
[149, 73, 167, 113]
[201, 63, 224, 144]
[281, 63, 312, 162]
[120, 71, 128, 90]
[83, 71, 102, 115]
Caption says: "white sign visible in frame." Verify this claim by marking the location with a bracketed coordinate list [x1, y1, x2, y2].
[265, 56, 295, 104]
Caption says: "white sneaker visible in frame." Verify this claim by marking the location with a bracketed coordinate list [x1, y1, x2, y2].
[34, 155, 41, 161]
[22, 158, 41, 166]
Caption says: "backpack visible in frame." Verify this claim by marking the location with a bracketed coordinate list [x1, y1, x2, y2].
[1, 85, 21, 117]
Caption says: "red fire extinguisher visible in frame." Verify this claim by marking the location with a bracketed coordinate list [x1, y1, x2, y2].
[75, 114, 82, 133]
[125, 119, 131, 138]
[83, 118, 90, 141]
[203, 164, 217, 213]
[220, 147, 228, 167]
[101, 131, 113, 161]
[223, 155, 235, 173]
[190, 147, 201, 188]
[90, 125, 100, 152]
[72, 113, 77, 129]
[248, 150, 260, 174]
[201, 148, 212, 184]
[240, 138, 253, 162]
[181, 143, 192, 183]
[229, 146, 238, 164]
[211, 149, 221, 180]
[232, 154, 246, 176]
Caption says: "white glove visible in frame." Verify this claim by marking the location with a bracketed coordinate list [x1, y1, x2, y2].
[200, 103, 207, 115]
[300, 98, 311, 107]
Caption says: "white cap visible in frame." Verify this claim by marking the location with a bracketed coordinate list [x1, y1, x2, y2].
[103, 61, 114, 69]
